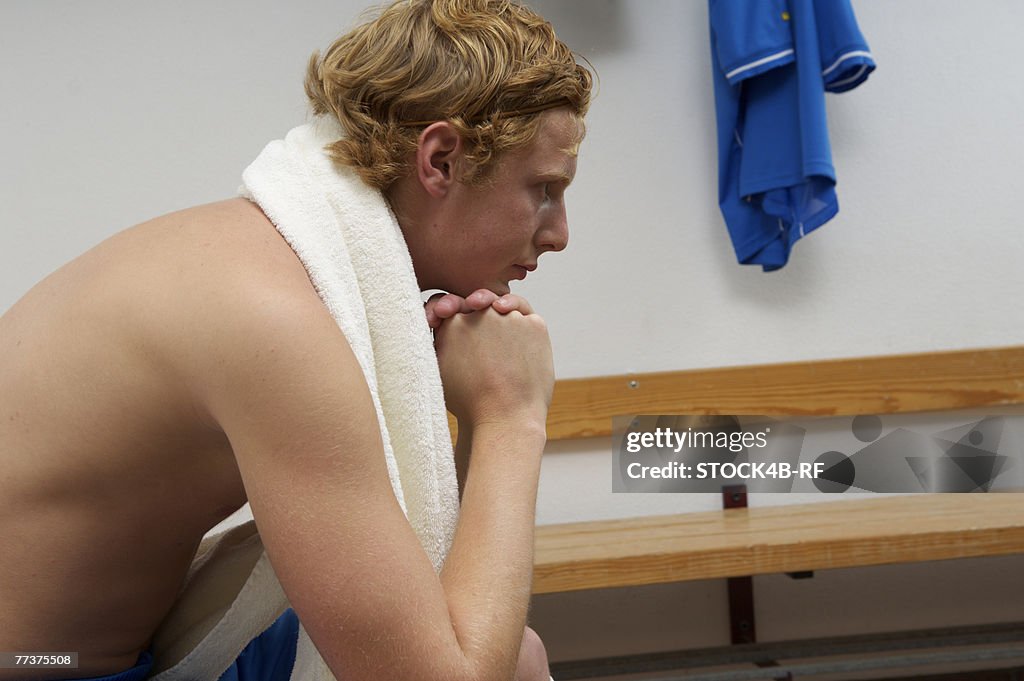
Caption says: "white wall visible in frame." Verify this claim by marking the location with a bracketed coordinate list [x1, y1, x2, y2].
[5, 1, 1023, 364]
[527, 0, 1024, 377]
[4, 0, 1023, 670]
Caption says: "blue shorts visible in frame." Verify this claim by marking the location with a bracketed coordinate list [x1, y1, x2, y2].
[54, 651, 153, 681]
[217, 608, 300, 681]
[56, 608, 300, 681]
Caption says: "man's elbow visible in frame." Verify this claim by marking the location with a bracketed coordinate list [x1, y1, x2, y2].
[447, 626, 550, 681]
[514, 627, 551, 681]
[356, 625, 549, 681]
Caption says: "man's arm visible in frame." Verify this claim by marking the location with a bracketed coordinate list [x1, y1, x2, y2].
[454, 421, 472, 501]
[426, 289, 539, 503]
[190, 279, 550, 681]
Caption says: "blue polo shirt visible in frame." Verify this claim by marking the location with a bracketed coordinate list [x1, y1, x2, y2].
[709, 0, 875, 271]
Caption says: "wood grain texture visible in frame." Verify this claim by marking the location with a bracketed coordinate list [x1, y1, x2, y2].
[541, 346, 1024, 440]
[532, 495, 1024, 593]
[447, 346, 1024, 440]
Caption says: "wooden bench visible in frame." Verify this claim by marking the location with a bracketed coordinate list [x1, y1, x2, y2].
[524, 345, 1024, 678]
[533, 494, 1024, 594]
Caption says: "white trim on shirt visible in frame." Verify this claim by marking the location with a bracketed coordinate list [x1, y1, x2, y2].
[725, 49, 795, 81]
[822, 50, 874, 77]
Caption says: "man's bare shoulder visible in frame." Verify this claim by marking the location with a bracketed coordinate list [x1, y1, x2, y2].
[7, 196, 336, 429]
[138, 198, 339, 413]
[3, 197, 320, 333]
[146, 197, 318, 303]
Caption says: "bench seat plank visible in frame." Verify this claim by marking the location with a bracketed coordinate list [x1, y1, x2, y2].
[533, 495, 1024, 593]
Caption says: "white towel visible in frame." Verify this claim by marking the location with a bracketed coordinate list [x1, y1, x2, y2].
[149, 115, 459, 680]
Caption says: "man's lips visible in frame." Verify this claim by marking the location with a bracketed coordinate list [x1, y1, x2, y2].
[512, 263, 537, 280]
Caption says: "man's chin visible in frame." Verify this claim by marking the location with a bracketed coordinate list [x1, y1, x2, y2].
[455, 282, 510, 297]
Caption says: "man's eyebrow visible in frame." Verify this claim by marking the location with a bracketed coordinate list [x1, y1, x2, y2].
[536, 170, 574, 184]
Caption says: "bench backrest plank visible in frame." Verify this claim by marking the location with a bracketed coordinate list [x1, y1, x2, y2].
[545, 345, 1024, 440]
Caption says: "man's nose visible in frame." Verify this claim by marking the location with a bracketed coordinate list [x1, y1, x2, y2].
[536, 203, 569, 253]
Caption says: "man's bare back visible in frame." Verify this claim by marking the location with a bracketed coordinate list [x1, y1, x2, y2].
[2, 0, 590, 677]
[0, 199, 297, 678]
[0, 113, 577, 681]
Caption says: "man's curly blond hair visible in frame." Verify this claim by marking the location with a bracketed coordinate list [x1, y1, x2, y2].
[304, 0, 593, 190]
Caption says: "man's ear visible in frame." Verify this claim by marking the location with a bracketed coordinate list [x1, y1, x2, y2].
[416, 122, 462, 198]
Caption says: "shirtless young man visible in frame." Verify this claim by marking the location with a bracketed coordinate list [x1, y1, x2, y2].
[0, 1, 591, 679]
